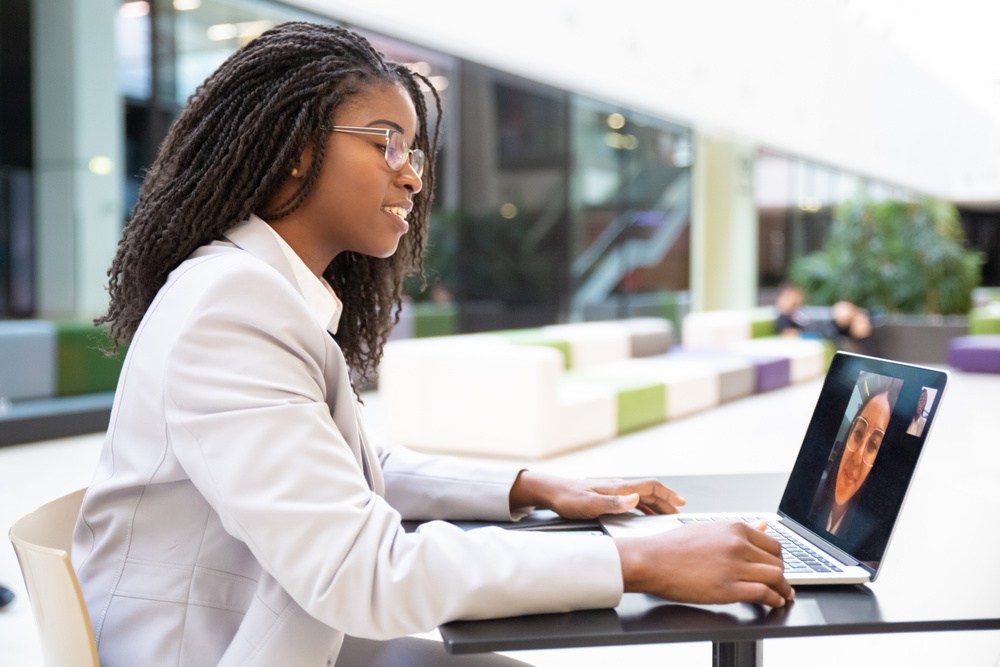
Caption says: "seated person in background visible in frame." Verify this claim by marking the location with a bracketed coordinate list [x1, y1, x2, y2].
[774, 282, 873, 352]
[774, 282, 808, 336]
[830, 300, 872, 353]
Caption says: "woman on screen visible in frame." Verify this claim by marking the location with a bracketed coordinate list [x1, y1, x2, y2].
[809, 386, 893, 537]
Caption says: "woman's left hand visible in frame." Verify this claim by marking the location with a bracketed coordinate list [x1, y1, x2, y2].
[509, 470, 686, 519]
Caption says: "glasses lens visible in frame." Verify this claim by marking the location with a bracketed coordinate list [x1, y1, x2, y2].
[864, 431, 884, 466]
[847, 417, 866, 451]
[383, 131, 424, 177]
[384, 131, 406, 171]
[410, 149, 425, 178]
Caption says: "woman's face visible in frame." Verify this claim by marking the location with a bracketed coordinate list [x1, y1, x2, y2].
[916, 390, 927, 414]
[277, 81, 423, 268]
[834, 393, 891, 507]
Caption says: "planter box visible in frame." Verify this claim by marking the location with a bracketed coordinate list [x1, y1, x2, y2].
[869, 315, 968, 365]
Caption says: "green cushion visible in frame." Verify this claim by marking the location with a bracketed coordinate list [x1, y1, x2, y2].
[969, 307, 1000, 335]
[751, 308, 776, 338]
[411, 302, 458, 338]
[500, 329, 572, 368]
[570, 373, 666, 435]
[55, 322, 126, 396]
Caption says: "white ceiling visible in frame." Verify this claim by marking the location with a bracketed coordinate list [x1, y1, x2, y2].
[289, 0, 1000, 208]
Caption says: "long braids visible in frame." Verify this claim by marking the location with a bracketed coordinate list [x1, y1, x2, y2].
[99, 22, 441, 384]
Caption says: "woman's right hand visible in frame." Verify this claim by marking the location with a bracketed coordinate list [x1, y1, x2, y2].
[614, 521, 794, 608]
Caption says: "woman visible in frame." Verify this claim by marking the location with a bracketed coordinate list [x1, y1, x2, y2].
[906, 388, 928, 436]
[810, 389, 892, 537]
[72, 23, 791, 666]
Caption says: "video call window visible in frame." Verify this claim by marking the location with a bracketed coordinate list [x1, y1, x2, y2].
[808, 371, 903, 540]
[905, 386, 938, 438]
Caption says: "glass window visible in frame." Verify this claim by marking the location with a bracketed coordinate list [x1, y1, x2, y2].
[569, 96, 692, 319]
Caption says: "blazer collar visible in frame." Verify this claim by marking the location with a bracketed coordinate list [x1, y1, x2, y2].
[223, 215, 340, 335]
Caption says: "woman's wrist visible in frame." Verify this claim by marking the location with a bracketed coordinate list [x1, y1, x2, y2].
[509, 469, 555, 511]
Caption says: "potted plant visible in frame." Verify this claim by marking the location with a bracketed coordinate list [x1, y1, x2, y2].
[789, 196, 983, 362]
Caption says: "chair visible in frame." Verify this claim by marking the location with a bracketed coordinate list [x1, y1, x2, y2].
[9, 487, 99, 667]
[8, 489, 530, 666]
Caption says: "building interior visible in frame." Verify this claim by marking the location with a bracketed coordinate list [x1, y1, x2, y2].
[2, 1, 999, 665]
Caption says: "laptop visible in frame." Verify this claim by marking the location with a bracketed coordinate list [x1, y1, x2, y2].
[601, 351, 949, 585]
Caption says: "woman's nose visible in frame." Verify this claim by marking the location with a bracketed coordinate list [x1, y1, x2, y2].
[397, 163, 423, 194]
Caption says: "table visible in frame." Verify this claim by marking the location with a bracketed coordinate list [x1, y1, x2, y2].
[439, 473, 1000, 667]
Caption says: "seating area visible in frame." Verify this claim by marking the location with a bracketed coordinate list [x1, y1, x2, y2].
[947, 296, 1000, 374]
[4, 296, 999, 454]
[0, 321, 123, 446]
[377, 314, 834, 459]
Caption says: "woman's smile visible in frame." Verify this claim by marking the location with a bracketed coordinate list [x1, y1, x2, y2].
[382, 204, 411, 233]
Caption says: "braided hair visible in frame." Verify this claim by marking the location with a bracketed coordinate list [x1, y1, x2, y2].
[98, 22, 441, 384]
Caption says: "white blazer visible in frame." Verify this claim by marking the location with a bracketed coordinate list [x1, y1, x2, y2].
[73, 217, 622, 666]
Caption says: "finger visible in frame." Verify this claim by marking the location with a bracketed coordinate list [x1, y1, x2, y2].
[594, 480, 686, 513]
[599, 492, 640, 515]
[744, 524, 784, 559]
[630, 481, 687, 514]
[739, 561, 788, 589]
[729, 581, 790, 609]
[742, 563, 795, 604]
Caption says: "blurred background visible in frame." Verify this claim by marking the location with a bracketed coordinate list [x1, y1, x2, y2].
[2, 0, 999, 330]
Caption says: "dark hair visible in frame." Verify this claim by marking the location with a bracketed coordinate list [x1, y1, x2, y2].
[98, 22, 441, 384]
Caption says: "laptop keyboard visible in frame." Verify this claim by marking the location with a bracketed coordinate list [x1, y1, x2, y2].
[677, 516, 844, 574]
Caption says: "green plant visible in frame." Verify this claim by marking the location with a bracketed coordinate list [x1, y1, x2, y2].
[403, 209, 459, 302]
[790, 197, 982, 315]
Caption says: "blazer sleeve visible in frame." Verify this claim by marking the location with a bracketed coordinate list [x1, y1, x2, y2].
[162, 258, 623, 639]
[379, 444, 536, 521]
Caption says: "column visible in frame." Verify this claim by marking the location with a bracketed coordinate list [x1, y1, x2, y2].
[31, 0, 123, 319]
[690, 131, 758, 312]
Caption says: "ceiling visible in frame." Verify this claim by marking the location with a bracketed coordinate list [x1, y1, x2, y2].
[288, 0, 1000, 208]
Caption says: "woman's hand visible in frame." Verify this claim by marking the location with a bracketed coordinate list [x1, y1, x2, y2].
[509, 470, 686, 519]
[616, 520, 794, 608]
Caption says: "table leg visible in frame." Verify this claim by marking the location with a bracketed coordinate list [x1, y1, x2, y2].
[713, 640, 762, 667]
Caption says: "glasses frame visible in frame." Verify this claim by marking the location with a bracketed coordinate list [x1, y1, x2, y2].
[330, 126, 425, 178]
[844, 415, 885, 467]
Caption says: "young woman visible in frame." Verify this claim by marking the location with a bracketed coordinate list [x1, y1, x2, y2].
[809, 389, 892, 541]
[73, 23, 791, 666]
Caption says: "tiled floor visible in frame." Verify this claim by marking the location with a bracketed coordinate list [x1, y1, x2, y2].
[3, 370, 1000, 666]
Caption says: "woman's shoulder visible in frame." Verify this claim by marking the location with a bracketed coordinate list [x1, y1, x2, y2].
[170, 240, 289, 289]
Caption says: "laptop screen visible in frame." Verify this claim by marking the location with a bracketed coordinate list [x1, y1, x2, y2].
[778, 352, 948, 573]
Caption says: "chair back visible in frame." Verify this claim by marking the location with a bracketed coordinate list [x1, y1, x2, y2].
[9, 487, 99, 667]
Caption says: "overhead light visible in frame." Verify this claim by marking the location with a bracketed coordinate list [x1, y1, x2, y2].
[606, 113, 626, 130]
[207, 23, 239, 41]
[174, 0, 201, 9]
[428, 75, 449, 92]
[604, 132, 638, 150]
[207, 20, 273, 41]
[88, 156, 114, 176]
[119, 1, 150, 18]
[408, 61, 432, 77]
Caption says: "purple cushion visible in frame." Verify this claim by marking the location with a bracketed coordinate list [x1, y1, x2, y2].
[750, 356, 792, 392]
[667, 346, 791, 393]
[948, 335, 1000, 373]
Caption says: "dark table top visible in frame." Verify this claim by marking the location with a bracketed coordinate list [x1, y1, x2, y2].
[440, 472, 1000, 654]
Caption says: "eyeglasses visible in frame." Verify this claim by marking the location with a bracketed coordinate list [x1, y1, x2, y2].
[845, 415, 885, 467]
[331, 126, 425, 178]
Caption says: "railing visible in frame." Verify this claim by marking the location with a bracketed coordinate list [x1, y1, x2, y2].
[570, 171, 691, 314]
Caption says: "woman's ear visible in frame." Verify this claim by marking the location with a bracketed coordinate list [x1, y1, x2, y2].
[291, 143, 315, 178]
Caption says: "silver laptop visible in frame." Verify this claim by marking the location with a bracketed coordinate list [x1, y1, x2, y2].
[602, 352, 949, 585]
